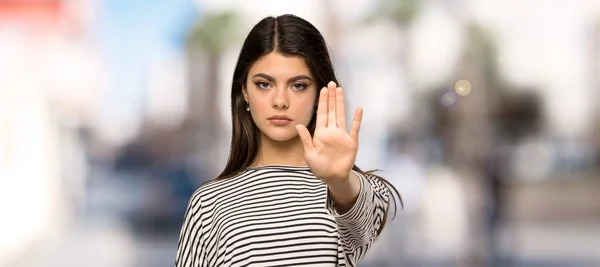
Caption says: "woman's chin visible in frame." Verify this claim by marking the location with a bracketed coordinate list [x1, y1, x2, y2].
[262, 129, 299, 143]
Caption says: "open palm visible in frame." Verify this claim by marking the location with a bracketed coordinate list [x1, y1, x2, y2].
[296, 81, 363, 185]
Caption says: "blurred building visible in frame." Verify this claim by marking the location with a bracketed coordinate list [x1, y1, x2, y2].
[0, 1, 63, 265]
[0, 0, 103, 264]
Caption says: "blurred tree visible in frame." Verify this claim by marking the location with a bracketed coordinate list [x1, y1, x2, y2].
[185, 10, 241, 175]
[367, 0, 423, 28]
[433, 24, 497, 168]
[429, 22, 542, 267]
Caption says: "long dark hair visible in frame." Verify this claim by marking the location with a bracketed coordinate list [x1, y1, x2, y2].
[215, 14, 403, 232]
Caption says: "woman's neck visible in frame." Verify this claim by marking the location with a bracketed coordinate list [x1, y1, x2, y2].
[252, 134, 308, 167]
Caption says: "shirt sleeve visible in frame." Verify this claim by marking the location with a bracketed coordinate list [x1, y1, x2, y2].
[175, 190, 205, 267]
[326, 170, 391, 265]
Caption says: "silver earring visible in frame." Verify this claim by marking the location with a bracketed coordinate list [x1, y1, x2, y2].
[246, 104, 250, 111]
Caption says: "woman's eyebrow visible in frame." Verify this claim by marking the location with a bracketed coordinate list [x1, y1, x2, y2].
[252, 73, 313, 83]
[287, 75, 313, 83]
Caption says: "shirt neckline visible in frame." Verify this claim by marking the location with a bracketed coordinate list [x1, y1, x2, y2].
[246, 164, 311, 170]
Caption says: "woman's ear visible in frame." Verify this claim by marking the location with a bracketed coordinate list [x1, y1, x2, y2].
[242, 86, 248, 102]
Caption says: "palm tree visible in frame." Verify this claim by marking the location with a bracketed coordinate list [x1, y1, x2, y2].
[367, 0, 423, 27]
[185, 10, 240, 176]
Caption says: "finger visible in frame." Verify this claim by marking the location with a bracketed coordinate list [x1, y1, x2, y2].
[316, 87, 328, 129]
[327, 81, 336, 127]
[350, 107, 363, 141]
[295, 124, 315, 152]
[336, 87, 346, 131]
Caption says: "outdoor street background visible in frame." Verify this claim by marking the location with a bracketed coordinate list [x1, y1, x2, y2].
[2, 0, 600, 266]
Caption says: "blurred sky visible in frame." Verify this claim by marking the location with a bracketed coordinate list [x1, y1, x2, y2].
[94, 0, 197, 142]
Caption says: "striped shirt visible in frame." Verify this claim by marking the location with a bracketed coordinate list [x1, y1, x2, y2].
[175, 165, 390, 267]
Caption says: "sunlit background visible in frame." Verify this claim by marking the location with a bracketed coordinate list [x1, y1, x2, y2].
[2, 0, 600, 266]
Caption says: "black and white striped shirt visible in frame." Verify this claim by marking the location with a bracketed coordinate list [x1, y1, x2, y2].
[175, 165, 390, 267]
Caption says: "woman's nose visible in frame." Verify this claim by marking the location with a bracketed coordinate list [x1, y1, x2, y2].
[272, 88, 289, 109]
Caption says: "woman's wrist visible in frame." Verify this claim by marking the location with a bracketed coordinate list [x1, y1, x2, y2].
[327, 171, 362, 214]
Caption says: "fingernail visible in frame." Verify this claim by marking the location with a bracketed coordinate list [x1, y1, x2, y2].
[328, 81, 336, 87]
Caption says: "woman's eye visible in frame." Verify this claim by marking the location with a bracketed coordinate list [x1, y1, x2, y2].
[292, 83, 308, 90]
[255, 82, 270, 89]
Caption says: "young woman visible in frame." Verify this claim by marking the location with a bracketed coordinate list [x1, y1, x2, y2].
[175, 14, 402, 267]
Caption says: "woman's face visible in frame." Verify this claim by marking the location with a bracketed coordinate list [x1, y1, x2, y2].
[242, 52, 318, 142]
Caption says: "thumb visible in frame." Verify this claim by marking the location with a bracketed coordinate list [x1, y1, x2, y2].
[295, 124, 315, 152]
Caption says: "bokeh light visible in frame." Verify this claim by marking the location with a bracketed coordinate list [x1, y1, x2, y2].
[439, 89, 458, 107]
[454, 79, 472, 96]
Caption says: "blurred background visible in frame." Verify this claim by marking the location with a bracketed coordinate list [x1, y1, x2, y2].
[1, 0, 600, 266]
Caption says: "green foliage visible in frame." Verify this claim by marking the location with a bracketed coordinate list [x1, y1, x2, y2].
[187, 10, 241, 54]
[364, 0, 424, 27]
